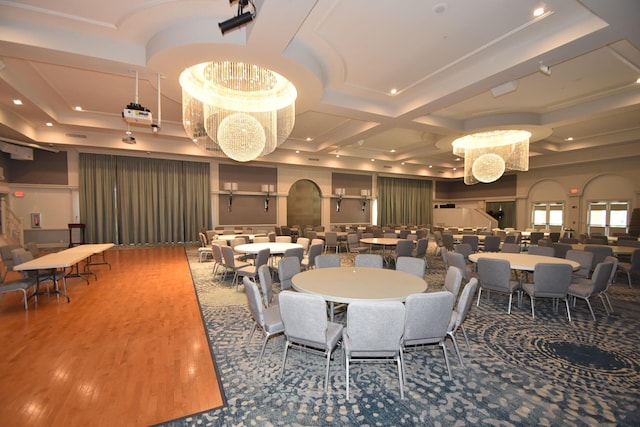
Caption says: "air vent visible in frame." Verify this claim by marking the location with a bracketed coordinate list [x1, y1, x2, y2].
[383, 165, 392, 169]
[65, 133, 87, 139]
[308, 157, 319, 161]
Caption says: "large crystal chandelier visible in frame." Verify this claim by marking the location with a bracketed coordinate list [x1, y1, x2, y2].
[452, 130, 531, 185]
[180, 61, 297, 162]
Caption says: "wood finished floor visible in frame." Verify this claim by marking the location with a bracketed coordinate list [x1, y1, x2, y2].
[0, 245, 223, 427]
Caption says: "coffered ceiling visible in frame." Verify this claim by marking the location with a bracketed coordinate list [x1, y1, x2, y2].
[1, 0, 639, 179]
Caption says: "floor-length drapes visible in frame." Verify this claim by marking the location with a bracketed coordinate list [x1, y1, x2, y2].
[79, 153, 211, 244]
[377, 176, 432, 226]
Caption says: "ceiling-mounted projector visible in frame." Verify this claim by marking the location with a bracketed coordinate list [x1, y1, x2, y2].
[122, 102, 152, 125]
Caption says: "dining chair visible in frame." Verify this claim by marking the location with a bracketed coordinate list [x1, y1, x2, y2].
[345, 301, 406, 399]
[584, 246, 614, 271]
[282, 247, 304, 263]
[354, 254, 383, 268]
[315, 254, 341, 269]
[277, 256, 301, 291]
[0, 270, 38, 310]
[257, 264, 277, 307]
[0, 244, 22, 281]
[565, 249, 594, 280]
[617, 248, 640, 288]
[446, 251, 474, 283]
[412, 238, 429, 262]
[395, 257, 426, 279]
[347, 233, 369, 254]
[482, 236, 501, 252]
[391, 240, 414, 265]
[12, 248, 66, 294]
[235, 248, 270, 292]
[528, 232, 545, 246]
[568, 261, 614, 321]
[461, 235, 479, 253]
[198, 232, 214, 262]
[441, 234, 455, 251]
[252, 236, 270, 243]
[402, 292, 455, 379]
[220, 245, 252, 289]
[301, 243, 323, 270]
[601, 255, 619, 313]
[527, 246, 555, 257]
[243, 277, 284, 366]
[323, 232, 340, 253]
[279, 291, 343, 393]
[443, 265, 464, 299]
[551, 242, 572, 259]
[454, 243, 473, 261]
[275, 236, 292, 243]
[447, 278, 478, 366]
[295, 237, 310, 254]
[521, 263, 573, 322]
[501, 243, 521, 253]
[476, 257, 520, 314]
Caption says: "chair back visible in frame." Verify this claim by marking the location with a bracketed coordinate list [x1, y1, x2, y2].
[441, 234, 455, 251]
[304, 243, 323, 269]
[477, 257, 512, 292]
[253, 236, 270, 243]
[584, 246, 614, 270]
[346, 301, 405, 356]
[590, 261, 615, 294]
[355, 254, 383, 268]
[565, 249, 594, 279]
[211, 244, 224, 264]
[296, 237, 310, 253]
[324, 232, 338, 245]
[501, 243, 521, 253]
[254, 248, 271, 270]
[311, 238, 324, 247]
[275, 236, 292, 243]
[277, 256, 301, 291]
[532, 263, 573, 297]
[244, 277, 267, 329]
[446, 251, 468, 281]
[455, 243, 473, 260]
[279, 291, 329, 348]
[461, 235, 479, 252]
[199, 232, 208, 247]
[257, 264, 274, 307]
[220, 245, 238, 268]
[451, 279, 478, 332]
[529, 232, 545, 245]
[483, 236, 501, 252]
[403, 292, 454, 345]
[603, 255, 619, 289]
[551, 242, 572, 258]
[315, 254, 341, 269]
[528, 246, 555, 257]
[443, 265, 463, 297]
[395, 239, 414, 257]
[396, 257, 426, 279]
[414, 238, 428, 258]
[283, 247, 304, 262]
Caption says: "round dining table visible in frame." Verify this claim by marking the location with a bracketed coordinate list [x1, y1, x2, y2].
[234, 242, 302, 255]
[468, 252, 580, 271]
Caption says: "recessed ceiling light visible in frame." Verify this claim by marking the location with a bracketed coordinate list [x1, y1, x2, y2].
[390, 149, 396, 153]
[401, 162, 405, 165]
[336, 154, 340, 158]
[389, 88, 397, 95]
[429, 165, 433, 168]
[306, 137, 312, 141]
[74, 106, 83, 111]
[192, 138, 197, 142]
[126, 130, 132, 135]
[45, 122, 53, 127]
[370, 158, 375, 162]
[455, 157, 461, 161]
[295, 150, 300, 154]
[533, 7, 544, 17]
[636, 77, 640, 84]
[565, 137, 573, 141]
[453, 167, 457, 171]
[13, 99, 22, 105]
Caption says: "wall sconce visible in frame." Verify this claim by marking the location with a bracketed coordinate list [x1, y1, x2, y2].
[223, 182, 238, 211]
[335, 188, 345, 212]
[360, 189, 371, 212]
[261, 184, 275, 212]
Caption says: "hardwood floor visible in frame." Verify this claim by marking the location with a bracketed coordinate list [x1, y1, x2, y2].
[0, 246, 223, 427]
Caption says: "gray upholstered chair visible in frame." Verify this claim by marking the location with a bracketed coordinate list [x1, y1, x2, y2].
[211, 243, 226, 279]
[220, 245, 252, 289]
[282, 246, 304, 262]
[323, 232, 340, 253]
[527, 246, 555, 257]
[443, 265, 464, 298]
[617, 248, 640, 288]
[412, 238, 429, 262]
[0, 244, 22, 281]
[354, 254, 383, 268]
[551, 242, 572, 259]
[446, 251, 475, 283]
[198, 232, 213, 262]
[315, 254, 341, 269]
[501, 242, 521, 253]
[601, 255, 619, 313]
[402, 292, 455, 379]
[243, 277, 284, 366]
[454, 243, 473, 261]
[482, 236, 501, 252]
[0, 269, 38, 310]
[295, 237, 310, 254]
[252, 236, 270, 243]
[565, 249, 594, 280]
[395, 256, 426, 279]
[257, 264, 277, 307]
[345, 300, 406, 399]
[584, 245, 614, 271]
[521, 263, 573, 322]
[391, 239, 414, 265]
[279, 291, 343, 393]
[461, 235, 479, 253]
[275, 236, 292, 243]
[476, 257, 520, 314]
[568, 261, 614, 321]
[277, 256, 301, 291]
[447, 278, 478, 366]
[347, 233, 369, 254]
[235, 248, 270, 292]
[441, 233, 455, 251]
[301, 243, 323, 270]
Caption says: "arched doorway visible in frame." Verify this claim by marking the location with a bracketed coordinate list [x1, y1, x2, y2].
[287, 179, 321, 226]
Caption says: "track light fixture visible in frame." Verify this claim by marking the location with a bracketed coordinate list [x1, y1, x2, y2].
[219, 0, 255, 34]
[538, 61, 551, 76]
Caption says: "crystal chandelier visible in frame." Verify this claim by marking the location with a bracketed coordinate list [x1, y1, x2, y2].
[180, 61, 297, 162]
[452, 130, 531, 185]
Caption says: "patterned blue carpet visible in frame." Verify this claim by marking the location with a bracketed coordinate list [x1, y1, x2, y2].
[156, 245, 640, 426]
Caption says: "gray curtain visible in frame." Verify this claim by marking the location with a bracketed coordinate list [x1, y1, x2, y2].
[79, 153, 210, 245]
[377, 176, 432, 226]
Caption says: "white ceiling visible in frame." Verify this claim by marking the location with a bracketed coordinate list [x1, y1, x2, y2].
[1, 0, 639, 179]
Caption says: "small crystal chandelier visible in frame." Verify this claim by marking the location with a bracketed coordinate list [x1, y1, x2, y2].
[180, 61, 297, 162]
[452, 130, 531, 185]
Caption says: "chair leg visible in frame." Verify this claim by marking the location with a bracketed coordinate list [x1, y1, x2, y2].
[603, 292, 614, 313]
[460, 325, 472, 351]
[598, 294, 610, 316]
[324, 350, 331, 393]
[626, 272, 632, 288]
[449, 333, 464, 366]
[564, 298, 572, 322]
[476, 288, 482, 307]
[246, 324, 257, 347]
[396, 354, 404, 399]
[281, 341, 290, 375]
[582, 297, 596, 321]
[530, 296, 535, 319]
[507, 293, 513, 314]
[440, 342, 453, 379]
[345, 355, 350, 400]
[258, 334, 269, 366]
